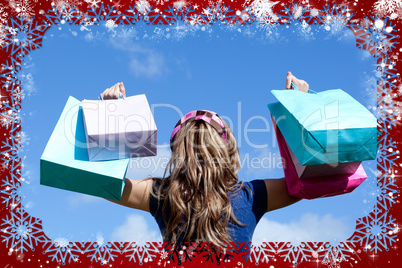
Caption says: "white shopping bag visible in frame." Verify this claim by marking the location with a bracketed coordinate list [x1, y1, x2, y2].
[81, 94, 157, 161]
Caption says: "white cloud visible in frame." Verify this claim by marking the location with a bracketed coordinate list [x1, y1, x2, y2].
[82, 25, 165, 78]
[252, 213, 352, 245]
[25, 200, 35, 209]
[128, 52, 164, 78]
[108, 30, 166, 78]
[111, 213, 162, 245]
[359, 49, 372, 60]
[84, 32, 94, 42]
[67, 193, 102, 207]
[239, 146, 284, 180]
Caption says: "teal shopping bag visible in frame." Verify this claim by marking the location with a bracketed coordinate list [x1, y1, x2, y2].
[40, 96, 129, 201]
[268, 89, 377, 165]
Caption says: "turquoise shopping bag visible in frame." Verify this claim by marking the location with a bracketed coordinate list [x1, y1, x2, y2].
[268, 89, 377, 165]
[40, 96, 129, 201]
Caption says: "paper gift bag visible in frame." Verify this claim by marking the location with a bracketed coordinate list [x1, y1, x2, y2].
[272, 118, 367, 199]
[81, 94, 157, 161]
[285, 141, 361, 178]
[268, 89, 377, 166]
[40, 96, 129, 201]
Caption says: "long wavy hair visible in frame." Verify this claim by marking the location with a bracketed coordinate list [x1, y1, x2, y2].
[151, 118, 246, 248]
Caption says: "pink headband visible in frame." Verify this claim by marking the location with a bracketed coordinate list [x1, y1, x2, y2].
[170, 110, 227, 145]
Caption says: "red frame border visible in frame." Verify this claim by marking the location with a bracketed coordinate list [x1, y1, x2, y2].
[0, 0, 401, 267]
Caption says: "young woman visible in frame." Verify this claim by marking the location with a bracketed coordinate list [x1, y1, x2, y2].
[105, 72, 309, 248]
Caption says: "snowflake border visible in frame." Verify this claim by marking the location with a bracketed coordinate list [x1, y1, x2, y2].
[0, 0, 400, 266]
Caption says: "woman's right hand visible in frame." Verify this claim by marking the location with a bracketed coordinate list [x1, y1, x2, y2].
[285, 71, 309, 93]
[101, 82, 126, 100]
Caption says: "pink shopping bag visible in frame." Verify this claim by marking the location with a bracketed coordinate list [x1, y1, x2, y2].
[285, 141, 362, 179]
[272, 117, 367, 199]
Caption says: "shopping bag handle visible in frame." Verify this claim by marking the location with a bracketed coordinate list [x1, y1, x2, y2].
[291, 82, 317, 94]
[98, 92, 126, 100]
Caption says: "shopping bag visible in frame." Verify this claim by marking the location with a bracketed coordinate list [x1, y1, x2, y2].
[268, 89, 377, 166]
[286, 141, 361, 178]
[272, 118, 367, 199]
[81, 94, 157, 161]
[40, 96, 129, 201]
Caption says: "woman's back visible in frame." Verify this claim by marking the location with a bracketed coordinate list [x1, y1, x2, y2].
[151, 111, 245, 247]
[150, 179, 268, 243]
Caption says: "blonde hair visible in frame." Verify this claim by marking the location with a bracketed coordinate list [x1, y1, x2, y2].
[152, 118, 246, 248]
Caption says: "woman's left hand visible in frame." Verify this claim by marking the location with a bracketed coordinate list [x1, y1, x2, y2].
[101, 82, 126, 100]
[285, 72, 309, 93]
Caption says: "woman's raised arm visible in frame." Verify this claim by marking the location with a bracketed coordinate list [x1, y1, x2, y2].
[100, 82, 153, 212]
[263, 72, 309, 212]
[264, 178, 300, 212]
[108, 178, 153, 212]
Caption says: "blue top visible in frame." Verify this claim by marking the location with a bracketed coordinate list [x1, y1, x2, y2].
[149, 179, 267, 242]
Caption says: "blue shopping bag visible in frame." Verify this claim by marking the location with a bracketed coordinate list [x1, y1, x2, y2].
[268, 89, 377, 165]
[40, 96, 129, 201]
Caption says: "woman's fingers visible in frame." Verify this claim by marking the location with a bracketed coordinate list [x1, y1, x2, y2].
[111, 83, 120, 98]
[101, 87, 113, 100]
[285, 72, 309, 93]
[119, 82, 126, 97]
[102, 82, 125, 99]
[285, 71, 293, 89]
[293, 78, 309, 93]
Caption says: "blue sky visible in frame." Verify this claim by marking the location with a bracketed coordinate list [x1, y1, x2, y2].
[18, 18, 379, 245]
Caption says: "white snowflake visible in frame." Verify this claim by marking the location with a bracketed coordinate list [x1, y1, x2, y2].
[319, 241, 356, 266]
[245, 0, 279, 20]
[349, 16, 398, 59]
[321, 15, 348, 36]
[43, 238, 82, 264]
[52, 0, 82, 10]
[136, 0, 151, 14]
[173, 1, 187, 9]
[352, 207, 398, 253]
[0, 3, 8, 24]
[296, 19, 314, 40]
[1, 174, 21, 208]
[17, 70, 35, 97]
[276, 2, 309, 23]
[83, 240, 122, 263]
[293, 5, 303, 19]
[123, 242, 161, 264]
[54, 237, 69, 247]
[9, 0, 35, 18]
[1, 208, 48, 253]
[249, 243, 276, 264]
[153, 0, 165, 5]
[276, 242, 317, 264]
[46, 1, 83, 24]
[374, 0, 402, 19]
[1, 120, 21, 169]
[1, 15, 48, 68]
[105, 19, 117, 30]
[160, 250, 169, 259]
[85, 0, 102, 7]
[397, 84, 402, 96]
[201, 1, 233, 24]
[170, 22, 189, 40]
